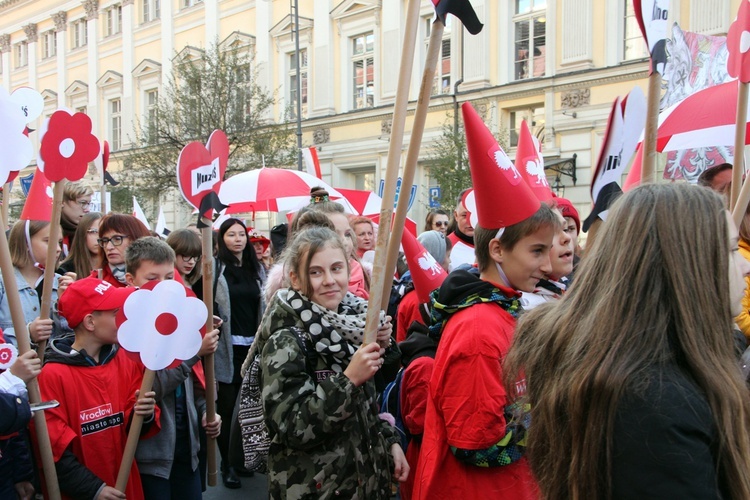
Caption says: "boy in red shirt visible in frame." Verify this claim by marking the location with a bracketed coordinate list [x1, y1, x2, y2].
[412, 103, 560, 500]
[39, 277, 158, 500]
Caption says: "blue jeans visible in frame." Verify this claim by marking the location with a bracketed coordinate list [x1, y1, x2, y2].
[141, 461, 202, 500]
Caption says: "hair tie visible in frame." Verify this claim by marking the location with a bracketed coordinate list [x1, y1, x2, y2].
[310, 194, 329, 204]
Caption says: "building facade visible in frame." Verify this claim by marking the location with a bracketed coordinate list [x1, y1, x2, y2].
[0, 0, 739, 231]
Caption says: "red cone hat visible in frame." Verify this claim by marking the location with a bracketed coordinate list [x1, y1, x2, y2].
[516, 120, 553, 202]
[20, 168, 53, 221]
[462, 102, 540, 229]
[401, 230, 447, 304]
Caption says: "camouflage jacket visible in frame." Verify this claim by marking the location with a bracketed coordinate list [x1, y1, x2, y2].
[258, 291, 399, 499]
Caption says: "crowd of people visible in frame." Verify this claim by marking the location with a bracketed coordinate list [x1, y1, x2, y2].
[3, 117, 750, 500]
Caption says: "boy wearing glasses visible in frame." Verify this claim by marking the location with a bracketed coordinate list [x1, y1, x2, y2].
[60, 182, 93, 258]
[124, 237, 221, 499]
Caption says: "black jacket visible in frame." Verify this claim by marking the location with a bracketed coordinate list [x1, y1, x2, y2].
[611, 365, 727, 499]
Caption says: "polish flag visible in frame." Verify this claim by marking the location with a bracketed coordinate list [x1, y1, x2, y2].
[302, 147, 322, 179]
[133, 196, 151, 230]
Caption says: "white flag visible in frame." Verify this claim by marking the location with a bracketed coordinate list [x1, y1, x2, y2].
[132, 196, 151, 230]
[154, 207, 170, 238]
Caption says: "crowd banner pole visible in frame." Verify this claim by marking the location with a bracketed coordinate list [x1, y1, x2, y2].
[0, 225, 61, 499]
[38, 180, 67, 362]
[1, 183, 9, 229]
[200, 218, 218, 486]
[115, 369, 156, 492]
[381, 18, 444, 310]
[101, 182, 108, 214]
[731, 82, 749, 220]
[363, 0, 420, 344]
[640, 71, 661, 184]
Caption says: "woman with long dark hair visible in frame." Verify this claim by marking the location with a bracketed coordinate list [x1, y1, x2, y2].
[194, 217, 265, 488]
[57, 212, 102, 278]
[505, 183, 750, 499]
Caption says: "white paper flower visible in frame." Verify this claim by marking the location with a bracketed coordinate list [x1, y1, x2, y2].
[0, 87, 34, 183]
[118, 280, 206, 371]
[0, 343, 18, 370]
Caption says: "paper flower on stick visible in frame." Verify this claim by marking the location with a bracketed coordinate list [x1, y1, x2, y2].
[0, 87, 35, 184]
[117, 279, 206, 371]
[39, 110, 100, 182]
[727, 0, 750, 82]
[0, 343, 18, 371]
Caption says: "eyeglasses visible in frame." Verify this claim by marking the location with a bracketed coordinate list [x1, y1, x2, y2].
[434, 221, 449, 227]
[86, 228, 99, 234]
[97, 235, 128, 248]
[77, 200, 92, 209]
[180, 255, 200, 263]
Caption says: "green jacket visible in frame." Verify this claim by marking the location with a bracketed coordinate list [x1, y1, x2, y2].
[258, 291, 399, 499]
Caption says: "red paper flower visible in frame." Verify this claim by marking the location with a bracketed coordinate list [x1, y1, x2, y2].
[39, 110, 100, 182]
[727, 0, 750, 83]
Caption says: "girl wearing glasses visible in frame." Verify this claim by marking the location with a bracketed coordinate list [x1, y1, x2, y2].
[424, 210, 450, 234]
[166, 228, 202, 287]
[97, 214, 151, 288]
[57, 212, 102, 278]
[60, 182, 94, 258]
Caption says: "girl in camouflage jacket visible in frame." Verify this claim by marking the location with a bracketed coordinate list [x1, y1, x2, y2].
[255, 227, 408, 499]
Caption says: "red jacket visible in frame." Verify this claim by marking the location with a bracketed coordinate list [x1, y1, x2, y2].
[396, 290, 422, 344]
[412, 302, 536, 500]
[38, 341, 160, 500]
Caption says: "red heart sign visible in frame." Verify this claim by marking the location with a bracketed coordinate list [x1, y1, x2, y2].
[176, 130, 229, 214]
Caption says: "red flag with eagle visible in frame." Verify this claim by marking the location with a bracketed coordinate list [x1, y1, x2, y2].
[431, 0, 483, 35]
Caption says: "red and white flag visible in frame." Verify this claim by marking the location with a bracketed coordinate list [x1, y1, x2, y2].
[302, 146, 322, 180]
[133, 196, 151, 230]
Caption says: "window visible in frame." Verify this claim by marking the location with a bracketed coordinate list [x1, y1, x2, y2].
[623, 1, 648, 60]
[353, 170, 376, 191]
[425, 17, 452, 95]
[183, 0, 202, 7]
[510, 106, 545, 148]
[42, 31, 57, 59]
[106, 4, 123, 37]
[76, 106, 87, 114]
[514, 0, 547, 80]
[110, 99, 122, 151]
[142, 0, 160, 23]
[145, 89, 158, 144]
[289, 49, 308, 119]
[352, 33, 374, 109]
[72, 19, 88, 48]
[14, 42, 28, 68]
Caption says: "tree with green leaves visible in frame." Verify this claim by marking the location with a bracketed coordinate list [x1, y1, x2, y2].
[426, 110, 507, 212]
[120, 42, 296, 213]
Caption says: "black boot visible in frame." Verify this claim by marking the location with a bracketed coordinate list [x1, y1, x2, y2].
[221, 464, 241, 489]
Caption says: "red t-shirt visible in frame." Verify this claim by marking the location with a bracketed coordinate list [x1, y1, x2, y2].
[396, 289, 422, 344]
[412, 301, 537, 500]
[38, 349, 160, 500]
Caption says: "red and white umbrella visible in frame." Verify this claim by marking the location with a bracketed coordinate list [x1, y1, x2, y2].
[653, 80, 750, 152]
[219, 167, 350, 213]
[336, 188, 383, 216]
[335, 188, 418, 236]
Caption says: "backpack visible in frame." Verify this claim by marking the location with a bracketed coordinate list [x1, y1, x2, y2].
[239, 326, 314, 473]
[378, 367, 411, 452]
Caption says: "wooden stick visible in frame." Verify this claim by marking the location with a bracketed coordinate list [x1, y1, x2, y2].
[115, 369, 156, 492]
[200, 217, 218, 486]
[1, 182, 9, 230]
[38, 181, 66, 362]
[0, 225, 61, 499]
[641, 71, 662, 184]
[731, 82, 749, 219]
[363, 0, 421, 344]
[381, 19, 444, 310]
